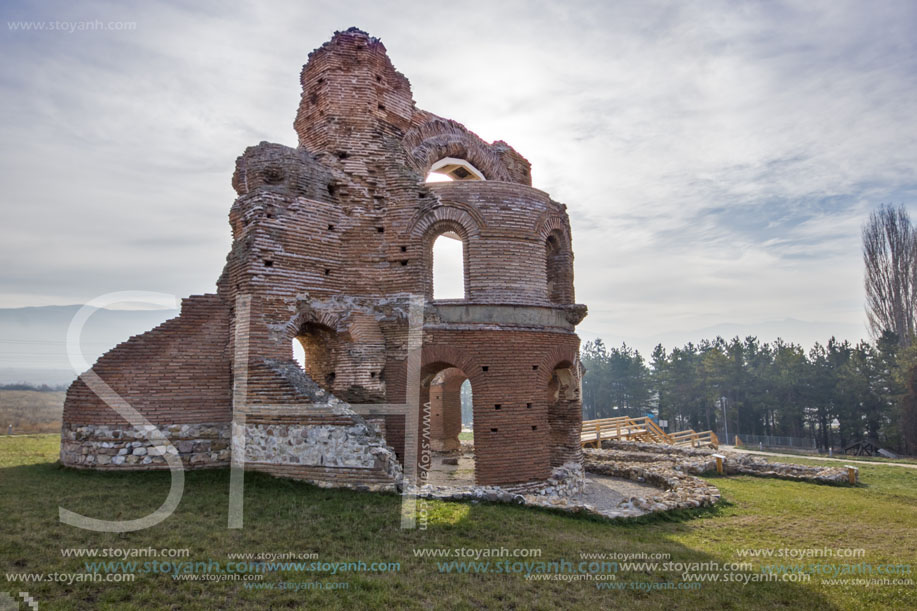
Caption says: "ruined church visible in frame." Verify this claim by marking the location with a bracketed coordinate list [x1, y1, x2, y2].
[61, 28, 587, 490]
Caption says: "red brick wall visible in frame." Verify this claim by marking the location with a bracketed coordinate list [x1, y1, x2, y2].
[62, 294, 232, 427]
[63, 28, 586, 490]
[420, 332, 581, 485]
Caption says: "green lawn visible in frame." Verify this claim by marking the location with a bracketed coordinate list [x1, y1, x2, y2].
[1, 435, 915, 610]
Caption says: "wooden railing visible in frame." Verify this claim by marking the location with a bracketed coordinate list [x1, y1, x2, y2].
[581, 416, 718, 449]
[669, 429, 718, 448]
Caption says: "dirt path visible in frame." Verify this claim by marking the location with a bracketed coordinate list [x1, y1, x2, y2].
[725, 446, 917, 470]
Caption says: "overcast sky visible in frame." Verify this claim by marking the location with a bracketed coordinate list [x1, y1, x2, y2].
[2, 0, 916, 357]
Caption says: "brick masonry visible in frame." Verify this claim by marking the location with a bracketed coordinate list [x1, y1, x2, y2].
[61, 27, 587, 489]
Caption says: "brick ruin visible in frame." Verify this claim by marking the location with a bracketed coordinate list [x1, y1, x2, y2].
[60, 28, 588, 490]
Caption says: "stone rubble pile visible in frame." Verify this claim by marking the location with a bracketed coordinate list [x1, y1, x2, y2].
[406, 458, 712, 519]
[406, 461, 595, 514]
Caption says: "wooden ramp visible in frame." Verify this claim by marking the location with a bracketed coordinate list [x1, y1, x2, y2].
[581, 416, 718, 449]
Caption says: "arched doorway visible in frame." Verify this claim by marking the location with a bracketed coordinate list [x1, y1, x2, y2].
[420, 363, 475, 486]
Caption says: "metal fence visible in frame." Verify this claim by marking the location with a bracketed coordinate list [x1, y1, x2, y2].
[735, 433, 816, 450]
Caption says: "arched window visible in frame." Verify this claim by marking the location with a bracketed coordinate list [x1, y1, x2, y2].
[292, 322, 337, 390]
[425, 157, 486, 183]
[546, 230, 572, 304]
[432, 232, 465, 299]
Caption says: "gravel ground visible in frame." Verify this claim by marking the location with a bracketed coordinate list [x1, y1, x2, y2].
[426, 451, 662, 513]
[576, 474, 659, 508]
[426, 452, 476, 486]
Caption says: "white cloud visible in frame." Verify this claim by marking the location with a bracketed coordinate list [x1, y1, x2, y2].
[1, 0, 915, 354]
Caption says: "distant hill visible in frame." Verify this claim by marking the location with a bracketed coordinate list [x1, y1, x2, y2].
[0, 305, 179, 385]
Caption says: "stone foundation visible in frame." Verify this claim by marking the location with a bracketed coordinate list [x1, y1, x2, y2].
[584, 455, 722, 513]
[60, 423, 231, 469]
[593, 440, 857, 485]
[243, 421, 402, 491]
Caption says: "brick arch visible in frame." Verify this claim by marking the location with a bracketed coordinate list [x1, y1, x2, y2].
[538, 213, 574, 304]
[421, 344, 482, 388]
[408, 203, 483, 240]
[284, 308, 342, 340]
[415, 210, 478, 301]
[534, 346, 582, 388]
[536, 212, 571, 245]
[403, 116, 514, 182]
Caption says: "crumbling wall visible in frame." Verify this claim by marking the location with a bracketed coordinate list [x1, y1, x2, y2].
[61, 27, 586, 491]
[61, 294, 232, 469]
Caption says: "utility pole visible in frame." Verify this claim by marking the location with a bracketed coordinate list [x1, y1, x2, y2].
[721, 396, 728, 445]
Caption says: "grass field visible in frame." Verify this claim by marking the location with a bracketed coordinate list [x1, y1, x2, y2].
[1, 435, 915, 610]
[0, 389, 65, 434]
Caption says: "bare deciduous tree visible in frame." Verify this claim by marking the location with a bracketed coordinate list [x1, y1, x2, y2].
[863, 204, 917, 346]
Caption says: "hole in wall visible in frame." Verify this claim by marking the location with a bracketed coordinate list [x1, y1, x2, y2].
[425, 157, 485, 182]
[292, 322, 337, 394]
[292, 337, 306, 370]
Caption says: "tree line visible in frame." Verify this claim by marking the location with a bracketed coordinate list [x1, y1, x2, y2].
[580, 333, 913, 454]
[580, 203, 917, 456]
